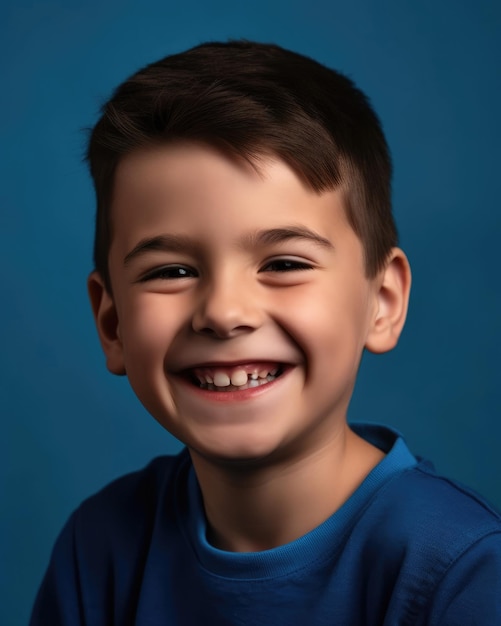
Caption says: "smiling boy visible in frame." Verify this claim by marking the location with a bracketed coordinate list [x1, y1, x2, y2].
[31, 41, 501, 625]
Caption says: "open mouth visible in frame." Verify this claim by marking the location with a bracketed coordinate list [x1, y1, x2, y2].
[186, 363, 285, 392]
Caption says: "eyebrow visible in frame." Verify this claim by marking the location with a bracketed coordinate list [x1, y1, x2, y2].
[123, 234, 196, 266]
[123, 226, 334, 266]
[243, 226, 334, 250]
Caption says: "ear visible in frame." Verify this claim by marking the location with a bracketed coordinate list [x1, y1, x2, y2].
[365, 248, 411, 354]
[87, 271, 126, 375]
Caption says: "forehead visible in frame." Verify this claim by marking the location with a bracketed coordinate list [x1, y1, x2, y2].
[109, 142, 357, 253]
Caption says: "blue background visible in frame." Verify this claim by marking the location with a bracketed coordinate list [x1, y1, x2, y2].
[1, 1, 500, 624]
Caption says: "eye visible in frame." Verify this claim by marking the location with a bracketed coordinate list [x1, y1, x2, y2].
[260, 258, 314, 273]
[139, 265, 198, 282]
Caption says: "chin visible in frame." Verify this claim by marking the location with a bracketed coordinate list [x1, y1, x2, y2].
[189, 434, 286, 468]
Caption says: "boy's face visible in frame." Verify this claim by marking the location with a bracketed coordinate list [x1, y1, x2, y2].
[93, 143, 393, 466]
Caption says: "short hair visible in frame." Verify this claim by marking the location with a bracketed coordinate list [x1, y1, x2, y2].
[86, 40, 397, 292]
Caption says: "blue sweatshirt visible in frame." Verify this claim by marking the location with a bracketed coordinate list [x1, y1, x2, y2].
[30, 424, 501, 625]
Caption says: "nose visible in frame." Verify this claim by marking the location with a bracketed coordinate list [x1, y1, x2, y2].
[191, 272, 262, 339]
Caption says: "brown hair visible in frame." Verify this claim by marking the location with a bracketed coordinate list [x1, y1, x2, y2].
[87, 40, 397, 291]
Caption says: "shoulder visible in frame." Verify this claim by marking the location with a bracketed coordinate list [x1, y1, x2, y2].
[364, 459, 501, 568]
[72, 450, 190, 538]
[353, 423, 501, 550]
[48, 450, 192, 581]
[30, 451, 192, 625]
[375, 460, 501, 544]
[360, 461, 501, 623]
[77, 452, 187, 510]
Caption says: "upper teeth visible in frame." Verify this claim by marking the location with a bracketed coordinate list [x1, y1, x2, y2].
[198, 367, 278, 389]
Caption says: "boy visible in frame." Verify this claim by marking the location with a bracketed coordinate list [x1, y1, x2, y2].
[31, 41, 501, 625]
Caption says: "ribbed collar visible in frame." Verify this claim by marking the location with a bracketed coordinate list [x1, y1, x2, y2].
[179, 423, 416, 579]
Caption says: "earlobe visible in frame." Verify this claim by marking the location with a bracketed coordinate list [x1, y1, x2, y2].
[87, 272, 126, 375]
[365, 248, 411, 354]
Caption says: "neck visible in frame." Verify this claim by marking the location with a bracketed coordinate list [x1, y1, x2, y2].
[190, 425, 384, 552]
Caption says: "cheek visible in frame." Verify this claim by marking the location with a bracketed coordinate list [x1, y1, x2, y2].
[273, 282, 371, 370]
[118, 295, 186, 362]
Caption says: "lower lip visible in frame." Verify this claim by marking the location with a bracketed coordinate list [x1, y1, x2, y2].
[175, 367, 293, 402]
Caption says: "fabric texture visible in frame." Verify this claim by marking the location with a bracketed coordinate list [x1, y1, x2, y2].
[30, 424, 501, 625]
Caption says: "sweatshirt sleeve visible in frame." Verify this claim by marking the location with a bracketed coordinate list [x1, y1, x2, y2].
[29, 513, 84, 626]
[426, 531, 501, 625]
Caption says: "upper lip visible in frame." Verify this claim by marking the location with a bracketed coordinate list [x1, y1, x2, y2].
[168, 340, 303, 373]
[173, 359, 290, 373]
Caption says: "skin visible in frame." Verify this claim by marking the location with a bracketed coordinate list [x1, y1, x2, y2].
[89, 142, 411, 552]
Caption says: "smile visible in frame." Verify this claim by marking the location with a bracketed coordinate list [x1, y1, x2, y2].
[188, 363, 284, 392]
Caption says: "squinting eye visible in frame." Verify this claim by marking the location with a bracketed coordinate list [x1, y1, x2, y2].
[140, 265, 197, 281]
[261, 259, 313, 272]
